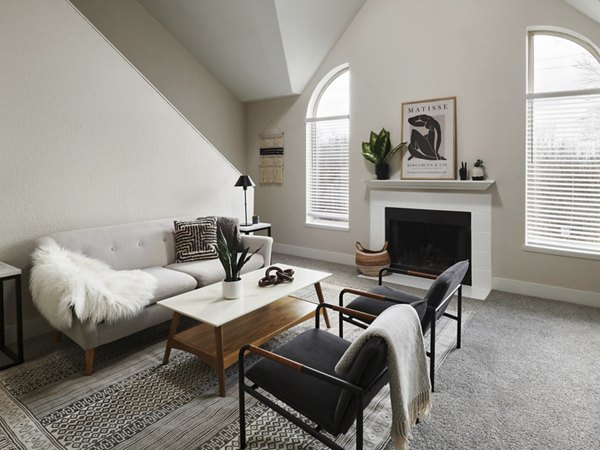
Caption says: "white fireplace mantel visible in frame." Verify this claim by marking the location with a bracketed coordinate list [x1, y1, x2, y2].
[365, 179, 495, 191]
[367, 181, 493, 300]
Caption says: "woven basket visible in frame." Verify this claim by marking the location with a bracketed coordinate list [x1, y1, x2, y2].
[355, 241, 390, 277]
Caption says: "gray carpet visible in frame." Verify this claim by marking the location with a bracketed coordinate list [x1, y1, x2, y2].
[404, 289, 600, 450]
[270, 254, 600, 449]
[3, 253, 598, 449]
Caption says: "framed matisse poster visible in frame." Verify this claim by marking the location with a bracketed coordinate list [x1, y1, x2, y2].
[401, 97, 456, 180]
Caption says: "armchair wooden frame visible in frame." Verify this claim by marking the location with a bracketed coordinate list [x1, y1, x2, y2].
[338, 266, 463, 391]
[238, 303, 385, 450]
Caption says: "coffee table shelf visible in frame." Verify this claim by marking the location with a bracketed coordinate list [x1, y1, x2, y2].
[168, 296, 316, 371]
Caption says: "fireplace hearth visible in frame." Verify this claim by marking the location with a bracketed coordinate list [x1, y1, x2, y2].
[385, 207, 472, 285]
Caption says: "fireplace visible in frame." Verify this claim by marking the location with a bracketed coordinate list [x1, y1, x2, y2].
[385, 207, 472, 285]
[368, 184, 492, 299]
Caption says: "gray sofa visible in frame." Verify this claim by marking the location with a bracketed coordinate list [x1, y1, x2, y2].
[34, 216, 272, 375]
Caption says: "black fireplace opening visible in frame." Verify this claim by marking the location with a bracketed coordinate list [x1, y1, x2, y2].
[385, 207, 472, 285]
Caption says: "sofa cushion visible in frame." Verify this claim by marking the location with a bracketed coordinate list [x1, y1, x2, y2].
[216, 216, 243, 250]
[173, 217, 218, 263]
[166, 254, 265, 287]
[47, 219, 177, 270]
[140, 266, 197, 304]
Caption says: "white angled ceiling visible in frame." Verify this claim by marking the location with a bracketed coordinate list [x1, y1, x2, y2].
[139, 0, 366, 102]
[563, 0, 600, 24]
[138, 1, 597, 101]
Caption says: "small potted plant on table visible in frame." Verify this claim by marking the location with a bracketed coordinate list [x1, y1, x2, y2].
[215, 229, 260, 299]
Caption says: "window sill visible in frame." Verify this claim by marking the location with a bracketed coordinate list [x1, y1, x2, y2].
[523, 244, 600, 261]
[305, 222, 349, 232]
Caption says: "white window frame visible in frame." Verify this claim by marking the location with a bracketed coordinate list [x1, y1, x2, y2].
[524, 28, 600, 260]
[305, 64, 350, 231]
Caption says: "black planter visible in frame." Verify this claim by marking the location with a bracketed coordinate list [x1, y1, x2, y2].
[375, 163, 389, 180]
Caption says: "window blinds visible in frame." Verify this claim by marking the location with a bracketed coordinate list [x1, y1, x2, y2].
[526, 93, 600, 254]
[306, 117, 349, 225]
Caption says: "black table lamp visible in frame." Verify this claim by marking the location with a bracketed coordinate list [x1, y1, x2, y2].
[234, 175, 256, 226]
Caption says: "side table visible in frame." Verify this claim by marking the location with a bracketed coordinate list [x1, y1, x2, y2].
[0, 261, 23, 369]
[239, 222, 272, 237]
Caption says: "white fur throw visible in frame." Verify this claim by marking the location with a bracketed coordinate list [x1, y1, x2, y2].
[30, 241, 157, 330]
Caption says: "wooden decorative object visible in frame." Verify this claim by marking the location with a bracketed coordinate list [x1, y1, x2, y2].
[355, 242, 391, 277]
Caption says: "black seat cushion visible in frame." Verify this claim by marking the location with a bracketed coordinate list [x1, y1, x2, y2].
[347, 285, 427, 323]
[246, 329, 351, 434]
[246, 329, 388, 436]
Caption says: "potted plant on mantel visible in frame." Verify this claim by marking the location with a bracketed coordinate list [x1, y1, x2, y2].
[472, 159, 485, 180]
[361, 128, 406, 180]
[215, 229, 260, 299]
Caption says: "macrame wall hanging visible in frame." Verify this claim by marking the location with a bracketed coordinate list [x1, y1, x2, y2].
[259, 121, 284, 184]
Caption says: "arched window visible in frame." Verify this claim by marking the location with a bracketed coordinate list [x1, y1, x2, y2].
[306, 64, 350, 229]
[526, 30, 600, 258]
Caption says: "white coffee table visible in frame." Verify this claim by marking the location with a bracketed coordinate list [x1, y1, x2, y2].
[158, 265, 331, 396]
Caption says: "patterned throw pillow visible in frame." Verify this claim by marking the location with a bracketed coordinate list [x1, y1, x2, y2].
[173, 217, 218, 263]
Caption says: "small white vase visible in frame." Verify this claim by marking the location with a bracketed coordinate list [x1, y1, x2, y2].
[222, 279, 242, 299]
[472, 166, 485, 180]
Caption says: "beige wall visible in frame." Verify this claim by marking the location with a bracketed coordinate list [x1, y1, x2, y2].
[0, 0, 249, 329]
[70, 0, 246, 171]
[246, 0, 600, 300]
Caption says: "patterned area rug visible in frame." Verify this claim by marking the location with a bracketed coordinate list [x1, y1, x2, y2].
[0, 282, 473, 449]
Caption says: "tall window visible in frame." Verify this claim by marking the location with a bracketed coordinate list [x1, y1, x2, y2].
[306, 64, 350, 230]
[526, 30, 600, 258]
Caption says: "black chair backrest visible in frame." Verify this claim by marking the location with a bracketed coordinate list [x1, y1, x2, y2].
[333, 337, 388, 434]
[422, 260, 469, 329]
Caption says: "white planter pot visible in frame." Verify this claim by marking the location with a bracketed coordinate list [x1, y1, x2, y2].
[222, 279, 242, 299]
[472, 166, 485, 180]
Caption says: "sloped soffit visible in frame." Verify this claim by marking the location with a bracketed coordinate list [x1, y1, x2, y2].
[138, 0, 366, 102]
[563, 0, 600, 24]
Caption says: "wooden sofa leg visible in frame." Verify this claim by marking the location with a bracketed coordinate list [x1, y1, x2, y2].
[53, 331, 62, 343]
[84, 348, 95, 376]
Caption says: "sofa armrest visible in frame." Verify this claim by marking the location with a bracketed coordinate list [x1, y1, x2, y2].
[36, 236, 57, 249]
[241, 235, 273, 266]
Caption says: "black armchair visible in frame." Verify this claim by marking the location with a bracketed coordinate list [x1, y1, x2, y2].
[339, 260, 469, 391]
[238, 303, 389, 450]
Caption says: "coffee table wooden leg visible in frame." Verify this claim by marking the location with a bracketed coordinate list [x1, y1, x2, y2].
[214, 326, 226, 397]
[314, 282, 331, 328]
[162, 312, 181, 365]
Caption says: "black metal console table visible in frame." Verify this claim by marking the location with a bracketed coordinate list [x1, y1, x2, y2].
[0, 261, 23, 369]
[239, 222, 272, 237]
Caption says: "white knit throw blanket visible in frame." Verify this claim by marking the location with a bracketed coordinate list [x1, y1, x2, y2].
[335, 304, 431, 450]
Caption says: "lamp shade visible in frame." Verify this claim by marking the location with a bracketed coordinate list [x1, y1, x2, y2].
[234, 175, 255, 189]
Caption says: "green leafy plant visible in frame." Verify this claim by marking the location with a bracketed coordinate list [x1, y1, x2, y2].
[361, 128, 406, 164]
[474, 159, 485, 168]
[215, 229, 261, 281]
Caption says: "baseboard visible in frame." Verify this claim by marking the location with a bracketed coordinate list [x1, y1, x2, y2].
[273, 243, 355, 266]
[493, 277, 600, 308]
[273, 244, 600, 308]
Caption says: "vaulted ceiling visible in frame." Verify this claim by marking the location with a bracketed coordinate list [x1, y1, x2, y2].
[563, 0, 600, 24]
[139, 0, 366, 102]
[138, 0, 599, 103]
